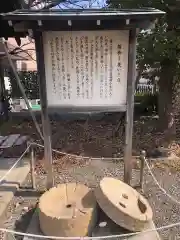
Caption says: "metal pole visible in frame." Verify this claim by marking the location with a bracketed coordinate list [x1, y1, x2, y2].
[30, 145, 36, 189]
[1, 39, 43, 140]
[124, 29, 137, 185]
[0, 63, 5, 97]
[35, 31, 54, 189]
[139, 150, 146, 191]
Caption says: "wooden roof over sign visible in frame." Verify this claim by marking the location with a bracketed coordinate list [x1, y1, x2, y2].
[1, 8, 165, 31]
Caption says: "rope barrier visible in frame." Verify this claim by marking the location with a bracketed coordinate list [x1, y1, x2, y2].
[1, 219, 180, 239]
[32, 141, 180, 206]
[0, 144, 31, 183]
[0, 143, 180, 238]
[31, 142, 140, 161]
[144, 157, 180, 206]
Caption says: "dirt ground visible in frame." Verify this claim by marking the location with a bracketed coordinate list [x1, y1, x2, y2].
[1, 113, 179, 159]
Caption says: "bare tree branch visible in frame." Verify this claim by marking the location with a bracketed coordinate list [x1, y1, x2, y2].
[10, 48, 36, 61]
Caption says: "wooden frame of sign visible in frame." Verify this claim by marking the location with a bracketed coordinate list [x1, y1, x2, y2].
[2, 8, 165, 188]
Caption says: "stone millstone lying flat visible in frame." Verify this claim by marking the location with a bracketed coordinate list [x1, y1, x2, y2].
[38, 183, 97, 237]
[95, 177, 153, 232]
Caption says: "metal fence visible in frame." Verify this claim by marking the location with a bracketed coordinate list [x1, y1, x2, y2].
[9, 85, 155, 113]
[135, 84, 155, 95]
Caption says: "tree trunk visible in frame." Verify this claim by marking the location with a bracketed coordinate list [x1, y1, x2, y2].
[135, 70, 142, 89]
[158, 64, 175, 142]
[172, 77, 180, 141]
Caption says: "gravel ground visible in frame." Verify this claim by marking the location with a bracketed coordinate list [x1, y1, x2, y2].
[1, 158, 180, 240]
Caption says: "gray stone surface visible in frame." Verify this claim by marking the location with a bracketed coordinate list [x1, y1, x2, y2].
[0, 157, 30, 219]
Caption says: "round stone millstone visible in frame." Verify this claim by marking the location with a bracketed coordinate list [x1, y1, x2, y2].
[95, 177, 153, 232]
[39, 183, 97, 237]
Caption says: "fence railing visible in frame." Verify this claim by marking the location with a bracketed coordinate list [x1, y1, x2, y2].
[135, 84, 156, 95]
[9, 85, 156, 112]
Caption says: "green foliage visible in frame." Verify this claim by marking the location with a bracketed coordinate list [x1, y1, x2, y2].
[107, 0, 177, 11]
[107, 0, 180, 81]
[137, 24, 180, 77]
[7, 71, 39, 99]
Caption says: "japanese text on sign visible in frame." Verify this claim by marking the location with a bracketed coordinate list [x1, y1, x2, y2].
[43, 30, 129, 109]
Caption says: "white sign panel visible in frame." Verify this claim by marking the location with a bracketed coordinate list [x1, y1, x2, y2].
[43, 30, 129, 110]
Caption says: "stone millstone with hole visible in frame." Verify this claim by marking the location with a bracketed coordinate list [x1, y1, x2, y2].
[38, 183, 97, 237]
[95, 177, 153, 232]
